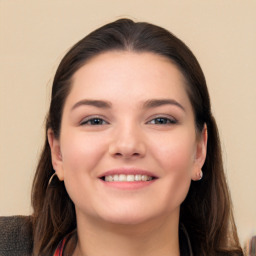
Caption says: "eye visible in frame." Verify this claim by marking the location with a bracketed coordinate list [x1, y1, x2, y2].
[80, 117, 108, 126]
[147, 117, 177, 125]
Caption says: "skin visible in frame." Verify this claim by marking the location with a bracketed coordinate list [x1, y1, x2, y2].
[48, 51, 207, 256]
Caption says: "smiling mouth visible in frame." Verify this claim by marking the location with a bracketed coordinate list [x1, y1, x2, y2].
[100, 174, 157, 182]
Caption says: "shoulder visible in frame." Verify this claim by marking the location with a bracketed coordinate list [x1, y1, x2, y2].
[0, 215, 33, 256]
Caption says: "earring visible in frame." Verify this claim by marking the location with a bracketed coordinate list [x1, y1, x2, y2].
[48, 172, 60, 187]
[198, 170, 203, 180]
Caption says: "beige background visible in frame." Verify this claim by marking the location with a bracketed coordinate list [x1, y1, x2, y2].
[0, 0, 255, 246]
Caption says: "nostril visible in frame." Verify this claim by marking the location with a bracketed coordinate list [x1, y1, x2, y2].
[108, 140, 146, 159]
[113, 152, 141, 158]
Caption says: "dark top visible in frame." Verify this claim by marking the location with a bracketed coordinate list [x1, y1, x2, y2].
[0, 216, 193, 256]
[0, 216, 33, 256]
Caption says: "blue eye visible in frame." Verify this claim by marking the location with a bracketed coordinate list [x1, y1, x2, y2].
[148, 117, 176, 125]
[81, 118, 108, 125]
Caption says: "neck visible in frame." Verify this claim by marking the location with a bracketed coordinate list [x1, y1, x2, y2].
[72, 213, 180, 256]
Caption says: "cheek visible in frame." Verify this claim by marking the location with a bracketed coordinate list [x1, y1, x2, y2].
[152, 132, 196, 174]
[150, 132, 195, 204]
[157, 147, 193, 210]
[59, 132, 109, 214]
[60, 131, 108, 176]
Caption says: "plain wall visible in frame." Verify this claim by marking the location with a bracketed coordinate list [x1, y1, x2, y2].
[1, 0, 255, 246]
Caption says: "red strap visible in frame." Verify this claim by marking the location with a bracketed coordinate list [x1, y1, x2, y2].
[53, 236, 67, 256]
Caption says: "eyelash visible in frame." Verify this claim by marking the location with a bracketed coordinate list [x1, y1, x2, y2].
[80, 116, 177, 126]
[147, 117, 177, 125]
[80, 117, 109, 126]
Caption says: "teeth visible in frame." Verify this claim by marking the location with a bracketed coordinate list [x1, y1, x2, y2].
[119, 174, 126, 181]
[104, 174, 153, 182]
[142, 175, 147, 181]
[127, 175, 134, 181]
[135, 174, 141, 181]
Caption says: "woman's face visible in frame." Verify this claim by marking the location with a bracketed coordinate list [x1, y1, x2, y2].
[49, 51, 207, 225]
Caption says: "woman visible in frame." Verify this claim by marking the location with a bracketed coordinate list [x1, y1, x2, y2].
[30, 19, 243, 255]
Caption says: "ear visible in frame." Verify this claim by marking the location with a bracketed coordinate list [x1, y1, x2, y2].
[47, 129, 64, 181]
[191, 124, 208, 181]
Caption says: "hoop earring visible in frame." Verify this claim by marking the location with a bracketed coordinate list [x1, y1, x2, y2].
[48, 172, 59, 187]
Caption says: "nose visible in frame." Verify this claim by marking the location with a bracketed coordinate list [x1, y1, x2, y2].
[108, 124, 146, 159]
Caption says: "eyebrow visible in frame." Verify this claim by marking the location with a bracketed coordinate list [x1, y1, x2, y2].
[71, 98, 185, 112]
[143, 99, 185, 111]
[71, 99, 112, 111]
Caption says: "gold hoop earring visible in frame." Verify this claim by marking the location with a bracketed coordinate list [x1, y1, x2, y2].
[48, 172, 60, 187]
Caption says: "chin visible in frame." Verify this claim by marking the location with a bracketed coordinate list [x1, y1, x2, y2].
[98, 207, 170, 227]
[105, 215, 149, 226]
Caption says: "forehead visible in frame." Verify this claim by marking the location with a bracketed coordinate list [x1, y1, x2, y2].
[66, 51, 191, 109]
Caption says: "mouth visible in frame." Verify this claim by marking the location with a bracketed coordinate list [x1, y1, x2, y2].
[100, 174, 157, 182]
[98, 169, 158, 190]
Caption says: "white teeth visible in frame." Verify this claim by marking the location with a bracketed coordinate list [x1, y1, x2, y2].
[135, 174, 141, 181]
[141, 175, 147, 181]
[113, 174, 119, 181]
[104, 174, 153, 182]
[127, 175, 135, 181]
[119, 174, 126, 181]
[105, 175, 113, 182]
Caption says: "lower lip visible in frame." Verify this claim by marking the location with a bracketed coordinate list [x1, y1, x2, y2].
[99, 179, 156, 190]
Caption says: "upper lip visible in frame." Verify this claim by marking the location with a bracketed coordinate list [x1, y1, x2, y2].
[98, 167, 158, 179]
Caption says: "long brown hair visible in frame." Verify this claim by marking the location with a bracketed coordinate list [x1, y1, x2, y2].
[31, 19, 243, 255]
